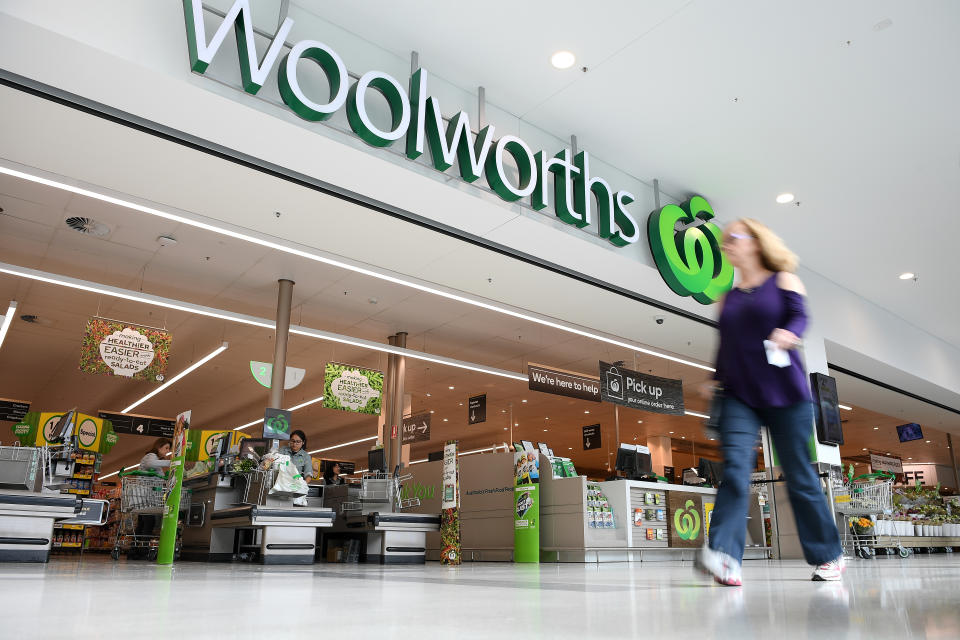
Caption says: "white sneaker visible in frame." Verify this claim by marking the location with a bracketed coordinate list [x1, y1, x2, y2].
[695, 546, 743, 586]
[811, 555, 845, 581]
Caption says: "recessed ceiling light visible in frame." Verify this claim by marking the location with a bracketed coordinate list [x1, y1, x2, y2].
[925, 440, 931, 443]
[862, 448, 867, 451]
[459, 403, 463, 406]
[898, 272, 915, 280]
[501, 409, 506, 413]
[443, 418, 448, 422]
[515, 423, 519, 426]
[681, 436, 686, 439]
[430, 410, 435, 414]
[775, 193, 795, 204]
[907, 457, 912, 460]
[448, 386, 455, 390]
[568, 447, 572, 450]
[669, 431, 674, 434]
[503, 427, 508, 430]
[550, 50, 576, 69]
[522, 399, 527, 403]
[543, 429, 548, 432]
[873, 426, 879, 430]
[584, 410, 590, 414]
[426, 393, 431, 397]
[545, 417, 549, 420]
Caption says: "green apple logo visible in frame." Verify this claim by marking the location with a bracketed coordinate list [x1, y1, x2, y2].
[647, 196, 733, 305]
[673, 499, 702, 540]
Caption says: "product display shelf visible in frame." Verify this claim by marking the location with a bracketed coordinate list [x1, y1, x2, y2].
[85, 481, 121, 552]
[53, 453, 102, 554]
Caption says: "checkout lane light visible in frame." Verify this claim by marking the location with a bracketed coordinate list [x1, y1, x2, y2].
[308, 435, 378, 455]
[233, 395, 324, 431]
[121, 342, 228, 413]
[0, 300, 16, 351]
[0, 262, 527, 383]
[0, 164, 716, 374]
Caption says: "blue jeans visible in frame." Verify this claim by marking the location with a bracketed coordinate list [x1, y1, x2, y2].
[708, 395, 842, 565]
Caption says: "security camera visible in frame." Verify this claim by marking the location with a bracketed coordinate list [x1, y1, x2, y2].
[654, 315, 665, 325]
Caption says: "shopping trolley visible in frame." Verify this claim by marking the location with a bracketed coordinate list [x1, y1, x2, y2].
[111, 469, 190, 560]
[833, 472, 907, 559]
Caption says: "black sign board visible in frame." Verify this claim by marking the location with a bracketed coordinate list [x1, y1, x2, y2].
[582, 424, 602, 450]
[0, 399, 30, 422]
[99, 411, 175, 437]
[599, 361, 685, 415]
[263, 407, 292, 440]
[468, 394, 486, 425]
[663, 465, 676, 484]
[401, 412, 431, 444]
[319, 460, 356, 475]
[527, 364, 601, 402]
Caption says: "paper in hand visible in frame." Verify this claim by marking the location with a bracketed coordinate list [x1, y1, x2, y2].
[763, 340, 791, 368]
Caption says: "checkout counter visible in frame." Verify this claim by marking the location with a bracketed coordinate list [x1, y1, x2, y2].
[0, 445, 108, 562]
[181, 468, 335, 565]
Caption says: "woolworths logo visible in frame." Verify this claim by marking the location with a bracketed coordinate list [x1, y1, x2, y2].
[181, 0, 731, 303]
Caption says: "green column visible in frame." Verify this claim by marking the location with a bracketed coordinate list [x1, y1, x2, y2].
[157, 411, 190, 565]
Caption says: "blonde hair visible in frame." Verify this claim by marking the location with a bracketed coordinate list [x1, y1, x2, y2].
[737, 218, 798, 273]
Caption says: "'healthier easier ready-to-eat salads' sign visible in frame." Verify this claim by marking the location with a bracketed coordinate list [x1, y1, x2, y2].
[180, 0, 732, 305]
[80, 317, 172, 382]
[322, 362, 383, 415]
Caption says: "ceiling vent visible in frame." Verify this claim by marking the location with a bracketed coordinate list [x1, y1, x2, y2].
[65, 216, 111, 237]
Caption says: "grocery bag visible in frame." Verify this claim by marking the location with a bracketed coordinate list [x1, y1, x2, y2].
[268, 454, 309, 496]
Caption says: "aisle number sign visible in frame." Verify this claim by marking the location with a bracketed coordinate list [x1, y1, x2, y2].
[180, 0, 732, 305]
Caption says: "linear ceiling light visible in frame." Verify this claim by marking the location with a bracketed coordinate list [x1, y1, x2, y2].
[122, 342, 228, 413]
[234, 395, 324, 431]
[0, 300, 16, 351]
[684, 410, 710, 419]
[0, 164, 713, 373]
[100, 462, 139, 480]
[838, 404, 852, 411]
[308, 435, 378, 455]
[0, 262, 527, 382]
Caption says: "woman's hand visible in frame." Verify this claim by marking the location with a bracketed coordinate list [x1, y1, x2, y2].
[768, 328, 801, 350]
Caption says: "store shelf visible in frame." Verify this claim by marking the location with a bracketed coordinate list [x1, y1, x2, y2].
[73, 474, 93, 480]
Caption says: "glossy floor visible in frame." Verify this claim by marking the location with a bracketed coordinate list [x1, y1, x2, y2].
[1, 555, 958, 638]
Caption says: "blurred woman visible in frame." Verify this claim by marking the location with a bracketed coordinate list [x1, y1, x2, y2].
[696, 218, 843, 586]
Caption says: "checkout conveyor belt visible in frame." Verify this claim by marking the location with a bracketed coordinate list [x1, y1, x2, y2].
[0, 492, 81, 562]
[207, 504, 336, 565]
[211, 505, 337, 527]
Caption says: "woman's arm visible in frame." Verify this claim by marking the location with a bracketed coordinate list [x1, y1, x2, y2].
[771, 272, 808, 349]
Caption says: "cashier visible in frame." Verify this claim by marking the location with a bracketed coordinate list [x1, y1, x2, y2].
[140, 438, 172, 472]
[281, 430, 314, 483]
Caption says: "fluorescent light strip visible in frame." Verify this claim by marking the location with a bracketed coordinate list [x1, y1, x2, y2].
[684, 410, 710, 419]
[308, 435, 378, 455]
[234, 395, 324, 431]
[838, 404, 852, 411]
[0, 300, 16, 351]
[122, 342, 228, 413]
[0, 262, 526, 383]
[100, 463, 140, 480]
[0, 165, 714, 373]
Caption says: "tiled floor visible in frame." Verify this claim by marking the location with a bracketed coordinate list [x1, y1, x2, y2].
[1, 554, 959, 638]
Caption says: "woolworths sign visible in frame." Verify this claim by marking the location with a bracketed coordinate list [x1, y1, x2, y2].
[181, 0, 731, 304]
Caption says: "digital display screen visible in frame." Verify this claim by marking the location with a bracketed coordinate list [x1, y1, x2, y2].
[896, 423, 923, 442]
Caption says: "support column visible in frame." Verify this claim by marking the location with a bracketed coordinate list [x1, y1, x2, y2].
[269, 279, 294, 410]
[948, 433, 960, 491]
[647, 435, 673, 476]
[390, 332, 408, 477]
[383, 336, 398, 473]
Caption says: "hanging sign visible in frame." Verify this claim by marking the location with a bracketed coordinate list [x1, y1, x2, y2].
[870, 453, 903, 474]
[79, 317, 172, 383]
[527, 363, 601, 402]
[582, 424, 601, 451]
[99, 411, 175, 437]
[440, 440, 461, 566]
[249, 361, 306, 389]
[599, 361, 685, 415]
[185, 430, 232, 461]
[0, 399, 30, 422]
[401, 412, 431, 444]
[322, 362, 383, 415]
[468, 394, 486, 425]
[263, 408, 292, 440]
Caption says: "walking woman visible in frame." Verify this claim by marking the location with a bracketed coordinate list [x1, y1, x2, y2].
[696, 218, 843, 586]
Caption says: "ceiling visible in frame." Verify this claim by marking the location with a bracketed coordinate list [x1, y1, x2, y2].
[290, 0, 960, 348]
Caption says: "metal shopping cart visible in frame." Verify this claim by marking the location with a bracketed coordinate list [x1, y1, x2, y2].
[833, 472, 908, 559]
[111, 469, 190, 560]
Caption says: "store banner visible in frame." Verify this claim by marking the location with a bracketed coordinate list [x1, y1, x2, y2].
[440, 440, 461, 565]
[599, 361, 685, 415]
[99, 411, 175, 437]
[513, 451, 540, 563]
[468, 394, 486, 424]
[0, 398, 30, 422]
[158, 410, 189, 565]
[401, 412, 431, 444]
[870, 453, 903, 474]
[322, 362, 383, 415]
[667, 491, 704, 548]
[527, 363, 601, 402]
[79, 317, 172, 383]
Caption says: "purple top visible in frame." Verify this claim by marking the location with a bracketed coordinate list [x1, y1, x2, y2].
[715, 274, 811, 409]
